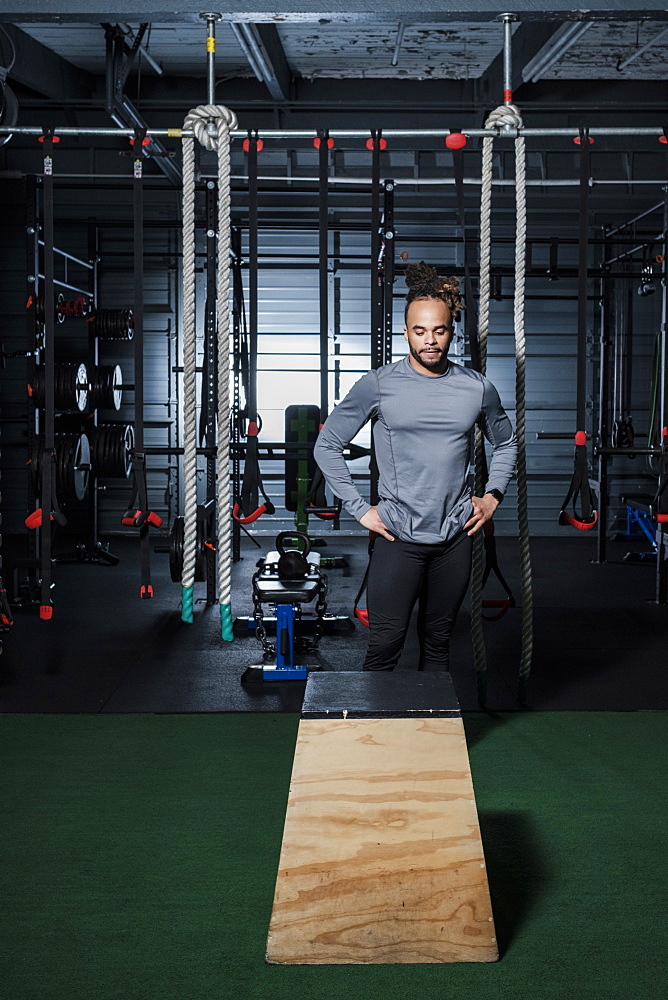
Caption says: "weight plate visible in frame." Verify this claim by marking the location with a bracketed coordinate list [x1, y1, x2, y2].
[169, 515, 208, 583]
[72, 433, 90, 501]
[169, 515, 184, 582]
[75, 363, 88, 412]
[112, 365, 122, 411]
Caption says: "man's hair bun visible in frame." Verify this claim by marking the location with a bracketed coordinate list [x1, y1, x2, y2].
[405, 261, 464, 322]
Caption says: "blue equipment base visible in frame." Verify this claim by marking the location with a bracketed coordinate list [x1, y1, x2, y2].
[241, 664, 315, 683]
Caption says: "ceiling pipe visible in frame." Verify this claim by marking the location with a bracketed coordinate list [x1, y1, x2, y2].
[618, 25, 668, 71]
[522, 21, 594, 84]
[391, 21, 406, 67]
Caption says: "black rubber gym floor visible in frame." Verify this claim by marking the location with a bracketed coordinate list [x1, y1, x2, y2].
[0, 533, 665, 713]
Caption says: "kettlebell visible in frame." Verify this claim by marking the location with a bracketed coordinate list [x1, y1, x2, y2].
[276, 531, 311, 580]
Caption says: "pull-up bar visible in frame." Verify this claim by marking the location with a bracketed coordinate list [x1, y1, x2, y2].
[2, 126, 668, 140]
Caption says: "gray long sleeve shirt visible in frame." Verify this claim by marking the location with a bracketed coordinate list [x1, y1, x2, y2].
[314, 356, 518, 544]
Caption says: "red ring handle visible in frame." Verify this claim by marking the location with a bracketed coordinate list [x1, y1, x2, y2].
[482, 599, 512, 622]
[354, 608, 370, 628]
[559, 510, 598, 531]
[232, 502, 268, 525]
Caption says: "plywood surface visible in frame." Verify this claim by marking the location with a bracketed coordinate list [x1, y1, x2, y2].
[266, 716, 498, 964]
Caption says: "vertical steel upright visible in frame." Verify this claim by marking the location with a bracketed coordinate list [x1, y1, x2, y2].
[595, 233, 612, 564]
[318, 130, 330, 428]
[231, 225, 243, 563]
[87, 219, 100, 550]
[25, 177, 39, 585]
[369, 130, 384, 505]
[39, 130, 56, 619]
[382, 180, 395, 368]
[656, 195, 668, 603]
[204, 181, 218, 603]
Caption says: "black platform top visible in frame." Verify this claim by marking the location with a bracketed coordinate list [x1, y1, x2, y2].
[301, 671, 461, 719]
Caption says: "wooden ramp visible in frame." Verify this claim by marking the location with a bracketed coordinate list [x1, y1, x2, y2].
[266, 672, 498, 965]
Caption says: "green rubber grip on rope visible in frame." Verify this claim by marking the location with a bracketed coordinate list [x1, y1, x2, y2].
[181, 585, 194, 624]
[220, 603, 233, 641]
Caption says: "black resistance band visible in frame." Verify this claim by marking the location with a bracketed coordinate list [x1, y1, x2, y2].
[559, 131, 598, 530]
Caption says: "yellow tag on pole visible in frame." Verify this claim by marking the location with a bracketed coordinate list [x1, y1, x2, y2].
[167, 129, 182, 137]
[207, 38, 216, 52]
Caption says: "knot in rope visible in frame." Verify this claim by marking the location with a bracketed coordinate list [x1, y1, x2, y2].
[485, 103, 523, 133]
[183, 104, 238, 151]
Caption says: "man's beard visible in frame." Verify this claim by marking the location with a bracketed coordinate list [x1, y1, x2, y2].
[409, 343, 449, 373]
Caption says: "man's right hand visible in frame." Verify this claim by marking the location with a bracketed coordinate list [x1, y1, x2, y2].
[359, 506, 394, 541]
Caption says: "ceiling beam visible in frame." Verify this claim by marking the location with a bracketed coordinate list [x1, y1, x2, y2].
[4, 4, 668, 24]
[230, 22, 291, 102]
[0, 23, 94, 101]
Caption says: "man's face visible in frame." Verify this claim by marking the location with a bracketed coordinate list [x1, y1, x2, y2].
[404, 297, 454, 375]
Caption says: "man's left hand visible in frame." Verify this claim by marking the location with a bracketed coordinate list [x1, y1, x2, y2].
[464, 493, 500, 536]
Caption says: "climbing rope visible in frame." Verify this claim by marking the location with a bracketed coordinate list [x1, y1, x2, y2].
[473, 102, 533, 705]
[180, 105, 237, 638]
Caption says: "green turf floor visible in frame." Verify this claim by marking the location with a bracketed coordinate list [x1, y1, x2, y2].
[2, 711, 667, 999]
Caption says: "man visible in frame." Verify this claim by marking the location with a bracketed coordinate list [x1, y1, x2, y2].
[314, 262, 517, 671]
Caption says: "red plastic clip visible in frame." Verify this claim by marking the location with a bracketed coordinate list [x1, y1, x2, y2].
[355, 608, 370, 627]
[140, 585, 154, 599]
[247, 421, 259, 437]
[657, 514, 668, 523]
[38, 135, 61, 144]
[445, 132, 467, 150]
[574, 431, 587, 446]
[129, 136, 152, 146]
[39, 605, 53, 620]
[366, 137, 387, 151]
[25, 509, 54, 529]
[243, 137, 264, 152]
[313, 136, 335, 150]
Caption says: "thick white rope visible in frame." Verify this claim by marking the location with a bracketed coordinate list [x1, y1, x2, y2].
[473, 103, 533, 702]
[471, 122, 496, 700]
[180, 105, 238, 635]
[513, 129, 534, 701]
[179, 124, 198, 621]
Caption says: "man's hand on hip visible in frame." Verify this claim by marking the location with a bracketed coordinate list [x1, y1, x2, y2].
[464, 493, 500, 536]
[359, 506, 395, 541]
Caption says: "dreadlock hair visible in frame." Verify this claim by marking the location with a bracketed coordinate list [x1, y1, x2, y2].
[404, 261, 464, 325]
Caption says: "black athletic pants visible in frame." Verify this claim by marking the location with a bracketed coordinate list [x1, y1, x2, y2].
[363, 530, 473, 671]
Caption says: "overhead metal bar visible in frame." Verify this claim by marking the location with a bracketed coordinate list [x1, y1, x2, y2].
[4, 125, 668, 139]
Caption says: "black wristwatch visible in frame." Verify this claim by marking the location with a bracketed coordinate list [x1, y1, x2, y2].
[487, 488, 504, 504]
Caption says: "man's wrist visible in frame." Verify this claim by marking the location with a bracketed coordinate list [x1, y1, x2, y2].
[486, 489, 504, 505]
